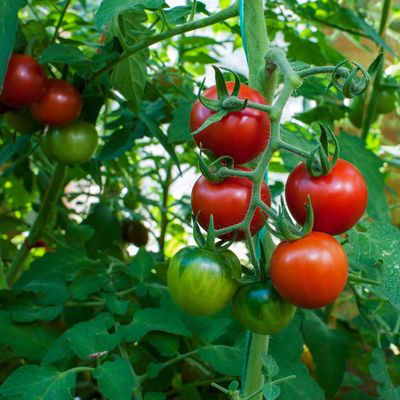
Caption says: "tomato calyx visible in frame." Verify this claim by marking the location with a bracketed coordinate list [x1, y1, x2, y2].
[196, 149, 234, 184]
[305, 123, 339, 177]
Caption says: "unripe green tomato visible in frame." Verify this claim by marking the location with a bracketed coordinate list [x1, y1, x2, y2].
[233, 283, 296, 335]
[390, 17, 400, 33]
[376, 88, 397, 114]
[167, 246, 242, 316]
[123, 191, 139, 210]
[6, 108, 42, 133]
[50, 120, 98, 165]
[348, 95, 377, 128]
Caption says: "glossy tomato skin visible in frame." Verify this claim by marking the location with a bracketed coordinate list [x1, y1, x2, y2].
[49, 120, 98, 165]
[270, 232, 348, 309]
[31, 79, 83, 127]
[233, 283, 296, 335]
[167, 246, 241, 316]
[191, 82, 270, 165]
[376, 88, 397, 114]
[6, 108, 42, 134]
[0, 54, 46, 107]
[191, 168, 271, 241]
[285, 159, 368, 235]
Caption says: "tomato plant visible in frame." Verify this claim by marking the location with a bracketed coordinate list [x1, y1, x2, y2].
[0, 54, 46, 107]
[6, 108, 41, 134]
[285, 159, 368, 235]
[376, 87, 397, 114]
[30, 79, 83, 127]
[0, 101, 12, 114]
[233, 283, 296, 335]
[122, 220, 149, 247]
[48, 120, 98, 165]
[167, 246, 241, 316]
[191, 82, 270, 164]
[270, 232, 348, 309]
[191, 168, 271, 240]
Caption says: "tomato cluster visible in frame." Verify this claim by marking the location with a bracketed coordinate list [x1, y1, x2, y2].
[168, 81, 368, 336]
[1, 53, 97, 165]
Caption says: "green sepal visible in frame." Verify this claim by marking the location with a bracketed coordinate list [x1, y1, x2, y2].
[192, 213, 207, 248]
[299, 195, 314, 237]
[206, 214, 217, 250]
[212, 65, 229, 100]
[367, 53, 384, 77]
[197, 152, 224, 183]
[197, 78, 220, 111]
[191, 109, 228, 136]
[220, 66, 241, 97]
[215, 230, 238, 251]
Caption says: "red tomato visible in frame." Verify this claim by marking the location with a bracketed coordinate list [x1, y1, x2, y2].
[190, 82, 270, 165]
[285, 159, 368, 235]
[30, 79, 83, 127]
[191, 168, 271, 240]
[270, 232, 348, 309]
[0, 54, 46, 107]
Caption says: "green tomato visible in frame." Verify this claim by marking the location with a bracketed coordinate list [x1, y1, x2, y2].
[376, 88, 397, 114]
[167, 246, 242, 316]
[348, 95, 377, 128]
[123, 191, 139, 210]
[6, 108, 42, 134]
[233, 283, 296, 335]
[50, 120, 98, 165]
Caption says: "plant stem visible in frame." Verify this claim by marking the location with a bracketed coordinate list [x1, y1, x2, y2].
[158, 161, 173, 254]
[241, 333, 270, 400]
[51, 0, 72, 44]
[119, 343, 143, 400]
[0, 250, 8, 290]
[7, 163, 67, 286]
[89, 2, 239, 83]
[348, 274, 381, 286]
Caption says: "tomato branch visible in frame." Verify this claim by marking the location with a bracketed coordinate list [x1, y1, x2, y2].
[51, 0, 72, 44]
[89, 2, 239, 83]
[7, 163, 67, 286]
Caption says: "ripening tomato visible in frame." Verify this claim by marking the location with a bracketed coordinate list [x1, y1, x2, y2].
[122, 220, 149, 247]
[270, 232, 348, 309]
[233, 283, 296, 335]
[0, 54, 46, 107]
[191, 168, 271, 241]
[167, 246, 241, 316]
[48, 120, 98, 165]
[285, 159, 368, 235]
[31, 79, 83, 127]
[190, 82, 270, 165]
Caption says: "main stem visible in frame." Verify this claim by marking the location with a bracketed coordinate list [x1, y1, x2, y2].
[7, 163, 67, 285]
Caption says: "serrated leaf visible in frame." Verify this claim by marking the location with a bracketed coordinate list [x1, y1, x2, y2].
[0, 136, 31, 168]
[369, 348, 400, 399]
[0, 0, 26, 89]
[302, 316, 347, 398]
[39, 44, 88, 65]
[94, 359, 135, 400]
[198, 345, 243, 376]
[120, 308, 191, 341]
[0, 365, 76, 400]
[167, 99, 194, 143]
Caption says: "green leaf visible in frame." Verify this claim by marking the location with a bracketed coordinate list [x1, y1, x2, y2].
[0, 136, 31, 168]
[369, 348, 400, 400]
[198, 345, 243, 376]
[270, 318, 325, 400]
[103, 293, 130, 316]
[70, 273, 108, 301]
[12, 303, 63, 323]
[144, 392, 166, 400]
[97, 129, 137, 161]
[109, 11, 149, 113]
[0, 0, 26, 89]
[39, 44, 88, 65]
[0, 311, 57, 361]
[42, 334, 75, 365]
[94, 359, 135, 400]
[302, 316, 347, 398]
[120, 308, 191, 341]
[65, 315, 122, 359]
[167, 99, 194, 143]
[345, 222, 400, 305]
[96, 0, 163, 29]
[338, 132, 390, 221]
[0, 365, 76, 400]
[128, 247, 155, 281]
[263, 383, 280, 400]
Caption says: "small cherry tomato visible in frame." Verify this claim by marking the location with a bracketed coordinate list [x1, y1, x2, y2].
[285, 159, 368, 235]
[233, 282, 296, 335]
[191, 82, 270, 164]
[270, 232, 348, 309]
[122, 220, 149, 247]
[48, 120, 98, 165]
[167, 246, 241, 316]
[376, 87, 397, 114]
[31, 79, 83, 127]
[191, 168, 271, 241]
[6, 108, 42, 134]
[0, 54, 46, 107]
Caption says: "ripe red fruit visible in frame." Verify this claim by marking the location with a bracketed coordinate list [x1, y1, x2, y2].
[0, 54, 46, 107]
